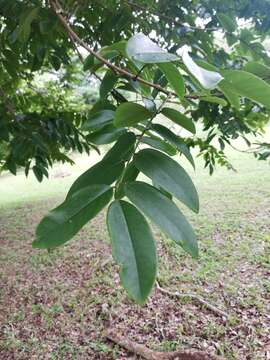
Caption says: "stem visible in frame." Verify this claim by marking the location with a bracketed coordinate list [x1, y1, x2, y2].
[135, 93, 171, 149]
[115, 94, 171, 194]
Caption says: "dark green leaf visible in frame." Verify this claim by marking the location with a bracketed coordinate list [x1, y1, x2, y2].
[125, 182, 198, 257]
[100, 70, 118, 98]
[103, 132, 136, 162]
[141, 136, 177, 156]
[152, 182, 172, 199]
[151, 124, 195, 168]
[83, 55, 94, 71]
[50, 55, 61, 71]
[67, 161, 124, 198]
[218, 82, 240, 110]
[115, 161, 139, 199]
[91, 99, 116, 113]
[17, 8, 39, 43]
[114, 102, 152, 127]
[67, 133, 135, 198]
[33, 165, 43, 182]
[86, 124, 126, 145]
[217, 13, 236, 33]
[107, 200, 157, 303]
[158, 63, 184, 100]
[91, 50, 119, 72]
[134, 149, 199, 212]
[82, 110, 115, 131]
[161, 107, 195, 134]
[33, 185, 113, 248]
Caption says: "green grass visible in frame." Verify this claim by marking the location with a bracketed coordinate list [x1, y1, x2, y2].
[0, 133, 269, 359]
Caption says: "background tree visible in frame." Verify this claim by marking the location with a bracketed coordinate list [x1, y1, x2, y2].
[0, 0, 269, 302]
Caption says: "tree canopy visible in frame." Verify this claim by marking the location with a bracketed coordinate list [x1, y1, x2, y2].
[0, 0, 269, 302]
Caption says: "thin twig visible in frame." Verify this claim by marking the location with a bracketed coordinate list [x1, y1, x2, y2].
[228, 142, 261, 154]
[156, 281, 228, 319]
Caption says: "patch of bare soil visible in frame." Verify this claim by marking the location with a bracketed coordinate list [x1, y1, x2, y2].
[0, 201, 269, 360]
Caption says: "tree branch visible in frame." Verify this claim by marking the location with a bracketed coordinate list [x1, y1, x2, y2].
[106, 329, 225, 360]
[156, 282, 229, 319]
[49, 0, 201, 99]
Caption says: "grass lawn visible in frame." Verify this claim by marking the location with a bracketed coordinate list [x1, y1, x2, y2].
[0, 135, 269, 359]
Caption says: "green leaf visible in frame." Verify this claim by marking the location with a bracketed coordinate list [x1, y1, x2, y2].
[50, 55, 61, 71]
[18, 8, 39, 43]
[158, 63, 184, 100]
[86, 124, 126, 145]
[134, 149, 199, 212]
[218, 82, 240, 110]
[83, 55, 94, 71]
[221, 70, 270, 109]
[182, 47, 223, 90]
[195, 60, 219, 72]
[82, 110, 115, 131]
[141, 136, 177, 156]
[114, 102, 152, 127]
[39, 18, 57, 34]
[115, 161, 139, 199]
[125, 182, 198, 258]
[107, 200, 157, 303]
[103, 132, 136, 162]
[126, 33, 179, 64]
[200, 96, 228, 107]
[243, 62, 270, 83]
[151, 124, 195, 168]
[91, 50, 119, 72]
[33, 165, 43, 182]
[67, 161, 124, 198]
[161, 107, 196, 134]
[33, 185, 113, 249]
[152, 182, 172, 199]
[67, 133, 136, 197]
[217, 13, 236, 33]
[91, 99, 116, 113]
[152, 70, 168, 99]
[105, 40, 127, 56]
[100, 69, 118, 98]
